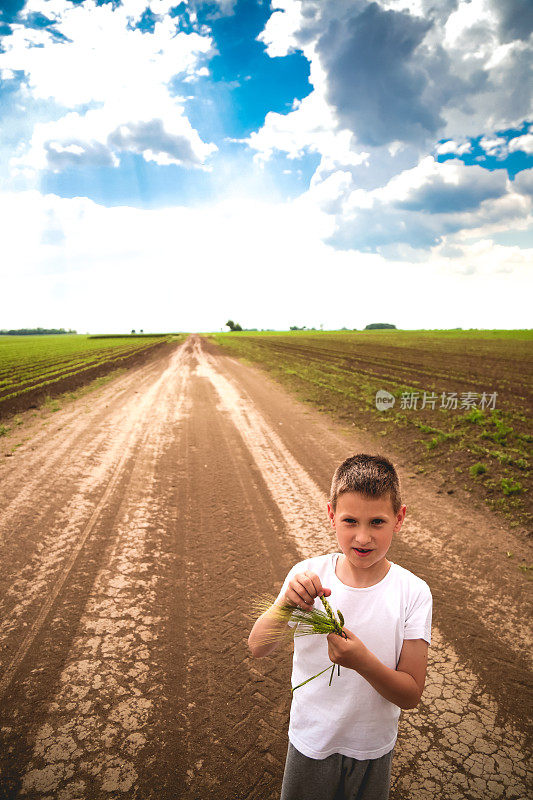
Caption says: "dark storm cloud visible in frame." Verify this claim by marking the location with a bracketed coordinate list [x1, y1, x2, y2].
[313, 3, 452, 147]
[108, 120, 200, 166]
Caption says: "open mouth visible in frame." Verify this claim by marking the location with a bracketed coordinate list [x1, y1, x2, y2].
[354, 548, 373, 556]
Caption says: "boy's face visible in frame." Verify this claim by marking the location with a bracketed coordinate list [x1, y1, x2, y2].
[327, 491, 406, 579]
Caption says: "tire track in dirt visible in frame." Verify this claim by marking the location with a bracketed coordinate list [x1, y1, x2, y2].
[193, 339, 329, 559]
[174, 350, 305, 799]
[0, 343, 185, 638]
[192, 336, 532, 800]
[0, 347, 172, 543]
[0, 343, 192, 799]
[0, 343, 191, 683]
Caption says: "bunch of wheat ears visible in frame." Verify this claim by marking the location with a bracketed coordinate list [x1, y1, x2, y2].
[254, 594, 347, 692]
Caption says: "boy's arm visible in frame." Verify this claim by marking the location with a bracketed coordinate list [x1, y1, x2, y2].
[247, 599, 292, 658]
[358, 638, 429, 709]
[327, 631, 428, 710]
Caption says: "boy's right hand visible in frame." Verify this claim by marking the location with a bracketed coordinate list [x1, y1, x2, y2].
[276, 570, 331, 611]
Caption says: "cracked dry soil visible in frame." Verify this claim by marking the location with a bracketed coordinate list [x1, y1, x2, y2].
[0, 334, 531, 800]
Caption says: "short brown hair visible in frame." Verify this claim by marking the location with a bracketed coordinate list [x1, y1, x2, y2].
[330, 453, 402, 514]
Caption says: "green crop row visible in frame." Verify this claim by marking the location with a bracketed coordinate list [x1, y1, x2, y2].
[0, 334, 179, 405]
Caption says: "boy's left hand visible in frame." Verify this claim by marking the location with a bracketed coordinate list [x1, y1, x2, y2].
[327, 627, 367, 670]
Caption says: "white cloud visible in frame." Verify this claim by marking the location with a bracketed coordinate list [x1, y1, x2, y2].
[479, 135, 510, 158]
[11, 105, 217, 175]
[257, 0, 305, 58]
[435, 140, 472, 156]
[2, 0, 216, 178]
[508, 133, 533, 155]
[375, 157, 508, 208]
[476, 130, 533, 160]
[246, 91, 368, 169]
[433, 239, 533, 279]
[4, 1, 211, 106]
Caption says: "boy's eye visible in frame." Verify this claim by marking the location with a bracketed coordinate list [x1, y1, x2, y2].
[372, 519, 384, 525]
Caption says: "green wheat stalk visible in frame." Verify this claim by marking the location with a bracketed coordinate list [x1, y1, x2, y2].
[251, 594, 347, 692]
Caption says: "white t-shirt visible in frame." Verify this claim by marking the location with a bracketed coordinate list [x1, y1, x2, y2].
[277, 553, 432, 760]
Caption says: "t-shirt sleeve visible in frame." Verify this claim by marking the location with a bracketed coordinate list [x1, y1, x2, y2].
[275, 559, 308, 629]
[404, 582, 432, 645]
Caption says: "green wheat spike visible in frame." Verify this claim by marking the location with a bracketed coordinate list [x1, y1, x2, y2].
[319, 595, 343, 635]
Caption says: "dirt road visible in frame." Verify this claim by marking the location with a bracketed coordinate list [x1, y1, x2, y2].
[0, 334, 531, 800]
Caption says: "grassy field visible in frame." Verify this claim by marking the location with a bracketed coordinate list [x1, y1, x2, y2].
[0, 333, 184, 417]
[208, 330, 532, 536]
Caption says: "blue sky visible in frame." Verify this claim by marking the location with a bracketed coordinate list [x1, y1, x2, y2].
[0, 0, 531, 333]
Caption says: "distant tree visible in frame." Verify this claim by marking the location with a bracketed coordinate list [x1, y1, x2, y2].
[131, 329, 136, 334]
[290, 325, 307, 330]
[225, 320, 242, 331]
[364, 323, 397, 330]
[140, 329, 144, 333]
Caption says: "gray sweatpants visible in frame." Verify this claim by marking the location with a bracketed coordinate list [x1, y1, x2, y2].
[280, 741, 394, 800]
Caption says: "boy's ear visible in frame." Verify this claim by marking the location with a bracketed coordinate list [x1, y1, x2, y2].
[327, 502, 335, 525]
[394, 504, 407, 531]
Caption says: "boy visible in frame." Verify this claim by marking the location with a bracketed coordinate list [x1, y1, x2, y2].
[248, 453, 432, 800]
